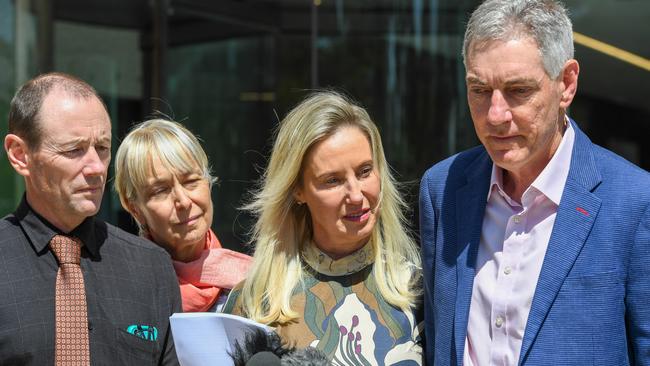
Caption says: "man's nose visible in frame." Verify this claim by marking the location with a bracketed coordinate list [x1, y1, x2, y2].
[82, 147, 107, 176]
[486, 90, 512, 125]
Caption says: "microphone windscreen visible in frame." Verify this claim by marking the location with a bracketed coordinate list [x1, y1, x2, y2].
[246, 351, 281, 366]
[281, 346, 330, 366]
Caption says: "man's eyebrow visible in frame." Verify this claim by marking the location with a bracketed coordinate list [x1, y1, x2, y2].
[503, 78, 538, 86]
[96, 136, 111, 144]
[57, 135, 110, 144]
[465, 76, 540, 87]
[56, 137, 86, 148]
[466, 76, 486, 85]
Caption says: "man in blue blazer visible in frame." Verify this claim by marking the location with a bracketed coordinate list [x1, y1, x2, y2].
[419, 0, 650, 365]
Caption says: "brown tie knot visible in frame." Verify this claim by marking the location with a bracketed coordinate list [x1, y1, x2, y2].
[50, 235, 83, 265]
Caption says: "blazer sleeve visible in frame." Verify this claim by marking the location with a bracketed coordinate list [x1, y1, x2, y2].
[419, 171, 437, 366]
[627, 203, 650, 365]
[158, 256, 183, 366]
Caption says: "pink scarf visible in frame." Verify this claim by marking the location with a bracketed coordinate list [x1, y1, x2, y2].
[172, 230, 252, 312]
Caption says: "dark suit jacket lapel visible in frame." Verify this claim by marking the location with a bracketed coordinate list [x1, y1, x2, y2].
[454, 150, 492, 363]
[519, 121, 603, 363]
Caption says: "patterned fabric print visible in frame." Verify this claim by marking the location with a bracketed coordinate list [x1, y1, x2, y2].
[224, 243, 423, 365]
[276, 243, 423, 365]
[50, 235, 90, 366]
[298, 267, 422, 366]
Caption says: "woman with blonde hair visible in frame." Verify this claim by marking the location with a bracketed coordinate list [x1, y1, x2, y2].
[224, 91, 422, 364]
[114, 119, 252, 312]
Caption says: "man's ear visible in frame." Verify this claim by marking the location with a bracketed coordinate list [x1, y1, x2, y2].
[4, 134, 31, 177]
[559, 59, 579, 109]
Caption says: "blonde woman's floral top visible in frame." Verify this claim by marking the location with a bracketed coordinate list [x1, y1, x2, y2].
[224, 242, 423, 365]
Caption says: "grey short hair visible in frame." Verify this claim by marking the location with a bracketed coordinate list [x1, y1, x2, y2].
[462, 0, 574, 78]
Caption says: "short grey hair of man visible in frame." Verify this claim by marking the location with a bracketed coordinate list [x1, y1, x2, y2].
[462, 0, 574, 78]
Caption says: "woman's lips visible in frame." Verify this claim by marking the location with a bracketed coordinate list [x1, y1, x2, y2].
[178, 214, 202, 225]
[344, 208, 371, 222]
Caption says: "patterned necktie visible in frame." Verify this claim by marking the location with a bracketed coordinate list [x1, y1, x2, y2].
[49, 235, 90, 365]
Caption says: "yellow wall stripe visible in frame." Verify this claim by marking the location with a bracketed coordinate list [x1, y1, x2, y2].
[573, 31, 650, 72]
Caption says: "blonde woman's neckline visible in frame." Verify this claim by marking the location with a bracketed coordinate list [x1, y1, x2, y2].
[302, 240, 374, 276]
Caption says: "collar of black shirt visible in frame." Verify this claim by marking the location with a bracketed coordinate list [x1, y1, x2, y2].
[15, 195, 103, 259]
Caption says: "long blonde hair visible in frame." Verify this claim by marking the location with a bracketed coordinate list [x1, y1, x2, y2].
[239, 91, 421, 324]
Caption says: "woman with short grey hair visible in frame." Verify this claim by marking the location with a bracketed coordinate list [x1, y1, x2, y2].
[114, 119, 252, 312]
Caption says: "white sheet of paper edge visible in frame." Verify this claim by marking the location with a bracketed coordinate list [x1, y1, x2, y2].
[170, 312, 271, 366]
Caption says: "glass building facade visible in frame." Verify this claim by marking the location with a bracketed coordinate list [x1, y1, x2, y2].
[1, 0, 649, 252]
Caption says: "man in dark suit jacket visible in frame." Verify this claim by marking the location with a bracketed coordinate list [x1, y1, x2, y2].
[1, 72, 182, 365]
[419, 0, 650, 365]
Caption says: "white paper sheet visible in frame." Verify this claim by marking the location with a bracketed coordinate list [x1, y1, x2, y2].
[170, 312, 271, 366]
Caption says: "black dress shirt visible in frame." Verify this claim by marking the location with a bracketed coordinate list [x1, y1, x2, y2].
[0, 197, 182, 365]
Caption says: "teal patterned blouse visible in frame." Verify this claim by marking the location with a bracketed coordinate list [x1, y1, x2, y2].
[224, 242, 423, 365]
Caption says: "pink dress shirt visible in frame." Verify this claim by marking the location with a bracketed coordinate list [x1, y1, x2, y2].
[463, 122, 575, 366]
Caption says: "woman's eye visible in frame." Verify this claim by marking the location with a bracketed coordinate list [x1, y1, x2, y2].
[325, 177, 340, 185]
[150, 187, 169, 197]
[183, 178, 202, 188]
[359, 166, 373, 178]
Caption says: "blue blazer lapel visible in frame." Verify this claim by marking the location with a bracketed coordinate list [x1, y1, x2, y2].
[519, 121, 603, 363]
[454, 150, 491, 363]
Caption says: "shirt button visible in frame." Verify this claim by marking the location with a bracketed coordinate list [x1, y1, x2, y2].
[504, 266, 512, 275]
[513, 215, 521, 223]
[495, 316, 504, 328]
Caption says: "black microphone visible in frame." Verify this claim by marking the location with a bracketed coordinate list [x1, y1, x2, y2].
[245, 351, 281, 366]
[230, 328, 329, 365]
